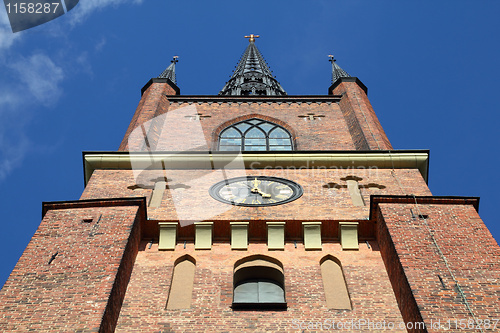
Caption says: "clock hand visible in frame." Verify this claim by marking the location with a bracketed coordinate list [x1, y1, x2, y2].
[241, 183, 259, 193]
[249, 178, 261, 193]
[248, 178, 271, 198]
[257, 189, 272, 198]
[251, 177, 263, 192]
[249, 185, 270, 197]
[252, 177, 260, 187]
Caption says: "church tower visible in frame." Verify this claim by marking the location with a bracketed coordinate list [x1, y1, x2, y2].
[1, 37, 499, 332]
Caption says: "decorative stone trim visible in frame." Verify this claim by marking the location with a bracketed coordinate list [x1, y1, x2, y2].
[195, 222, 213, 250]
[344, 176, 364, 207]
[158, 222, 177, 250]
[83, 150, 430, 186]
[303, 222, 322, 250]
[164, 95, 342, 106]
[339, 222, 359, 250]
[230, 222, 249, 250]
[149, 181, 166, 207]
[267, 222, 286, 250]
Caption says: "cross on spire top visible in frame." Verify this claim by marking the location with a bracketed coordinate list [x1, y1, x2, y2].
[219, 35, 286, 96]
[158, 55, 179, 84]
[244, 34, 260, 43]
[328, 53, 350, 83]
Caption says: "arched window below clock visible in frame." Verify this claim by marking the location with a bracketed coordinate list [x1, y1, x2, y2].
[232, 255, 287, 310]
[218, 118, 293, 151]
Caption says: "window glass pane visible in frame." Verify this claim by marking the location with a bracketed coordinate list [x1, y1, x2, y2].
[269, 145, 292, 151]
[221, 128, 241, 138]
[244, 145, 267, 151]
[234, 280, 285, 303]
[235, 122, 251, 133]
[245, 138, 266, 146]
[259, 123, 275, 133]
[258, 281, 285, 303]
[269, 138, 292, 146]
[234, 282, 259, 303]
[220, 138, 242, 145]
[269, 128, 289, 138]
[219, 119, 293, 152]
[219, 145, 241, 151]
[246, 127, 265, 138]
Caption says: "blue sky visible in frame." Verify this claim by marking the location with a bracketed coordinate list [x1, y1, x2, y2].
[0, 1, 499, 288]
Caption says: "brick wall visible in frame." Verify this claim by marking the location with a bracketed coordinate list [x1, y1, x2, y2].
[118, 78, 394, 152]
[330, 78, 393, 150]
[0, 199, 146, 332]
[122, 98, 358, 152]
[119, 80, 178, 151]
[375, 198, 500, 332]
[115, 242, 406, 332]
[81, 168, 431, 223]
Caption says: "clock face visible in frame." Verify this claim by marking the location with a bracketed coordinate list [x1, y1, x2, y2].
[209, 176, 303, 207]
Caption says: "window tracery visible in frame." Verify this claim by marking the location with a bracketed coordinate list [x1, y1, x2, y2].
[219, 119, 293, 151]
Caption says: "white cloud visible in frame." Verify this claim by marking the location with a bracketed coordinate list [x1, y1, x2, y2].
[0, 92, 21, 109]
[9, 53, 64, 106]
[75, 51, 93, 76]
[68, 0, 144, 26]
[0, 8, 21, 51]
[0, 52, 64, 182]
[95, 36, 107, 52]
[0, 124, 29, 182]
[0, 88, 31, 182]
[0, 0, 144, 182]
[0, 0, 144, 52]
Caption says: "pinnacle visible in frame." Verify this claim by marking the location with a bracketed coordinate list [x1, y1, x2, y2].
[328, 54, 350, 83]
[158, 55, 179, 84]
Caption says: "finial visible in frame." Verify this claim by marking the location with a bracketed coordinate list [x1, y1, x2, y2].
[219, 35, 286, 95]
[158, 55, 179, 83]
[328, 53, 350, 83]
[244, 34, 260, 43]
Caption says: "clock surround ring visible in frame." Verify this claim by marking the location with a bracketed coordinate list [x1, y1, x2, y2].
[209, 176, 303, 207]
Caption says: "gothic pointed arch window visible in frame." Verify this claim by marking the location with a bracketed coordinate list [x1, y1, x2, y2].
[218, 119, 293, 151]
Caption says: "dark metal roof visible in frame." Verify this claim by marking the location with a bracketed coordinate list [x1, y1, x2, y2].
[158, 56, 178, 84]
[219, 36, 286, 96]
[328, 54, 350, 83]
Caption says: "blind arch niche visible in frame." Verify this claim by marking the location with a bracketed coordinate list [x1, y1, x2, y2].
[320, 255, 352, 310]
[166, 255, 196, 310]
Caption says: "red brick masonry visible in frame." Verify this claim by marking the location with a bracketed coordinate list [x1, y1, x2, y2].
[0, 198, 146, 332]
[373, 196, 500, 333]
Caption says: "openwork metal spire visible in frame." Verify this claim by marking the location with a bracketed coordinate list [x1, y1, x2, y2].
[219, 35, 286, 96]
[158, 56, 179, 84]
[328, 54, 350, 83]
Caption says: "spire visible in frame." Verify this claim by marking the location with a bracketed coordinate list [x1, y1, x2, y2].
[328, 54, 350, 83]
[158, 56, 179, 84]
[219, 35, 286, 96]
